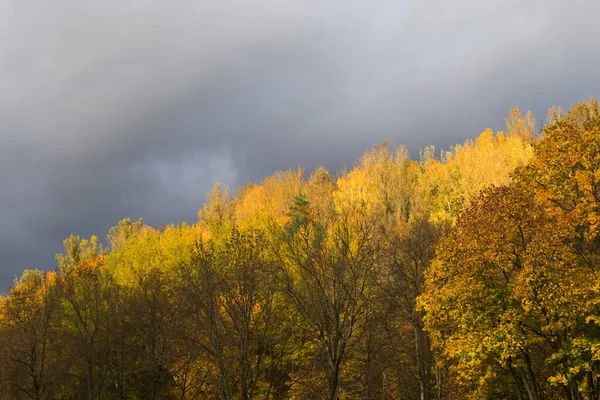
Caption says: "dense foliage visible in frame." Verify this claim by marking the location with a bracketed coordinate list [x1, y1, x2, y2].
[1, 99, 598, 399]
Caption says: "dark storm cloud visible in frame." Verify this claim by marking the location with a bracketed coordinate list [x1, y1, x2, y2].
[1, 0, 599, 290]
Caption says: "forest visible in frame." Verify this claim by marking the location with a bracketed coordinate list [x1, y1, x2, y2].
[1, 98, 599, 400]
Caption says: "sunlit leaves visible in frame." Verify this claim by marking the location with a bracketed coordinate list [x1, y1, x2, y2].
[421, 115, 535, 224]
[4, 100, 600, 399]
[420, 98, 600, 399]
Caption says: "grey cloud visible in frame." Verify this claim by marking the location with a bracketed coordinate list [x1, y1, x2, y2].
[1, 0, 599, 291]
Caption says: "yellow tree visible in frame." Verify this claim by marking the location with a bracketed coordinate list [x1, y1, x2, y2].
[176, 228, 284, 400]
[0, 270, 61, 399]
[273, 169, 383, 399]
[421, 109, 535, 224]
[59, 253, 116, 400]
[420, 99, 600, 399]
[198, 183, 235, 243]
[419, 185, 550, 399]
[514, 101, 600, 398]
[234, 169, 304, 232]
[110, 223, 197, 399]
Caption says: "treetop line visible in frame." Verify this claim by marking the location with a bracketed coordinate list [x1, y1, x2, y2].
[1, 98, 599, 400]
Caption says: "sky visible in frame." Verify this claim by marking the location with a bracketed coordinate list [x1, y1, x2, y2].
[1, 0, 599, 291]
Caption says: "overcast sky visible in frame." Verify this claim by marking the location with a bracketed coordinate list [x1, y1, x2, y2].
[1, 0, 599, 291]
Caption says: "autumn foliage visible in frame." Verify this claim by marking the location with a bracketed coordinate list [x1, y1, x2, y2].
[1, 98, 598, 399]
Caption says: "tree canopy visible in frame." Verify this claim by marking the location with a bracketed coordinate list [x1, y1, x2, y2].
[1, 99, 598, 399]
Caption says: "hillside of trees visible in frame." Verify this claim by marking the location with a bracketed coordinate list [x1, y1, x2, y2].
[1, 98, 599, 399]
